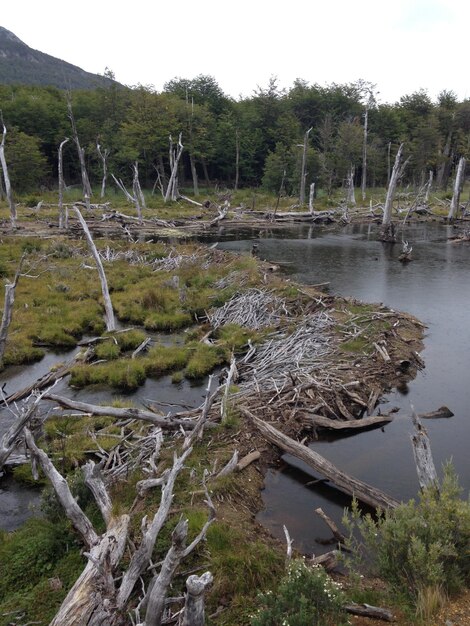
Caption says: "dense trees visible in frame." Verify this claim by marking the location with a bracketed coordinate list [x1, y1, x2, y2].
[0, 77, 468, 197]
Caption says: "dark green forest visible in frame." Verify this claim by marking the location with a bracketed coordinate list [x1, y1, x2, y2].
[1, 76, 469, 196]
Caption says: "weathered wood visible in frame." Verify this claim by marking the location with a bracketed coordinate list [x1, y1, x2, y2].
[164, 133, 184, 203]
[448, 156, 466, 220]
[96, 143, 110, 199]
[242, 407, 399, 510]
[0, 255, 24, 362]
[67, 96, 92, 208]
[83, 460, 113, 526]
[216, 450, 239, 478]
[411, 412, 438, 491]
[299, 127, 312, 204]
[24, 428, 99, 549]
[381, 143, 404, 241]
[58, 138, 70, 229]
[181, 572, 213, 626]
[310, 550, 339, 570]
[314, 507, 346, 544]
[344, 603, 394, 622]
[131, 336, 151, 358]
[74, 206, 116, 332]
[303, 414, 392, 431]
[45, 393, 205, 430]
[0, 119, 16, 228]
[236, 450, 260, 472]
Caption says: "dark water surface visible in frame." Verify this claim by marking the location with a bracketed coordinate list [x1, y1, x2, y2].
[213, 222, 470, 553]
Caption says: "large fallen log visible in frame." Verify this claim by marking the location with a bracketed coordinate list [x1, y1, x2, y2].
[241, 407, 399, 510]
[45, 393, 211, 430]
[302, 413, 393, 431]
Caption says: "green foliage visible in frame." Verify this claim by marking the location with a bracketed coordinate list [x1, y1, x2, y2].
[185, 343, 226, 379]
[343, 465, 470, 607]
[95, 339, 121, 360]
[250, 559, 347, 626]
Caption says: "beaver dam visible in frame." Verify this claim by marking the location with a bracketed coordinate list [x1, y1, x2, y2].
[0, 217, 463, 625]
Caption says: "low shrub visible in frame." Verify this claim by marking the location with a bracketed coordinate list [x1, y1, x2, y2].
[250, 559, 347, 626]
[343, 465, 470, 611]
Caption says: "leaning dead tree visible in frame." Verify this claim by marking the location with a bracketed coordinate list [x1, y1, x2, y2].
[299, 127, 313, 205]
[0, 115, 16, 228]
[0, 254, 25, 363]
[164, 133, 184, 203]
[58, 138, 70, 229]
[96, 143, 110, 198]
[74, 206, 116, 331]
[448, 156, 466, 221]
[381, 143, 404, 242]
[67, 95, 93, 210]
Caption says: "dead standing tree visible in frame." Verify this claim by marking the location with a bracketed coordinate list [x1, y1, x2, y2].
[96, 143, 110, 198]
[74, 206, 116, 331]
[448, 156, 466, 221]
[67, 95, 93, 210]
[58, 138, 70, 229]
[111, 162, 145, 224]
[299, 127, 313, 205]
[164, 133, 184, 203]
[0, 116, 16, 228]
[0, 254, 25, 364]
[381, 143, 407, 242]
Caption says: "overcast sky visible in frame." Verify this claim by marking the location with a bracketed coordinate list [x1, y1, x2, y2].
[2, 0, 469, 103]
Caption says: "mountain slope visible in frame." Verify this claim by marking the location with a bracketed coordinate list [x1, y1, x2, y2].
[0, 26, 116, 89]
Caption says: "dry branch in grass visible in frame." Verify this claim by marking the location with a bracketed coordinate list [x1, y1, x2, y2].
[208, 288, 290, 329]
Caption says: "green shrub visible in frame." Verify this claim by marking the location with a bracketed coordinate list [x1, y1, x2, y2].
[343, 465, 470, 606]
[250, 559, 347, 626]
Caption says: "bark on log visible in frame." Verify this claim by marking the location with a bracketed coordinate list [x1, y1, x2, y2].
[242, 407, 399, 510]
[235, 450, 260, 472]
[74, 206, 116, 332]
[181, 572, 213, 626]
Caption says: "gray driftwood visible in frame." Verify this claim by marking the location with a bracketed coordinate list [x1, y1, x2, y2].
[411, 411, 438, 491]
[181, 572, 213, 626]
[242, 407, 399, 510]
[344, 603, 394, 621]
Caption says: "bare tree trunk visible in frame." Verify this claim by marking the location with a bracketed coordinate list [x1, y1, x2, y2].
[96, 143, 110, 199]
[181, 573, 213, 626]
[299, 127, 312, 204]
[0, 255, 24, 362]
[189, 152, 199, 196]
[58, 138, 70, 229]
[308, 182, 315, 214]
[74, 206, 116, 331]
[436, 130, 452, 190]
[381, 143, 404, 242]
[132, 162, 143, 223]
[448, 156, 466, 221]
[386, 141, 391, 187]
[201, 157, 211, 188]
[235, 128, 240, 191]
[0, 120, 16, 228]
[424, 169, 433, 203]
[67, 95, 92, 209]
[164, 134, 184, 203]
[361, 107, 368, 201]
[346, 164, 356, 206]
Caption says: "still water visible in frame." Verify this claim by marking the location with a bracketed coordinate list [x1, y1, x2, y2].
[214, 221, 470, 553]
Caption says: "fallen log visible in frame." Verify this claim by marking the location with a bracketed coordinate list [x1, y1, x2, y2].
[310, 550, 339, 570]
[314, 507, 347, 545]
[241, 407, 399, 510]
[5, 348, 93, 404]
[411, 411, 438, 491]
[236, 450, 260, 472]
[45, 393, 211, 430]
[302, 413, 393, 431]
[344, 603, 394, 622]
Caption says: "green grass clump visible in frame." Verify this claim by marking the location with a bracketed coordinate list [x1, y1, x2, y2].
[216, 323, 258, 352]
[144, 345, 189, 377]
[144, 311, 192, 331]
[115, 329, 147, 351]
[185, 343, 226, 379]
[340, 337, 369, 353]
[70, 360, 147, 391]
[95, 340, 121, 360]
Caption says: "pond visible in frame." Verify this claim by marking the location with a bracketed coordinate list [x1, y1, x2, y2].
[212, 221, 470, 553]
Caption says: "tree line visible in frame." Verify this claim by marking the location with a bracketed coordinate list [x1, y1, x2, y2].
[0, 75, 469, 197]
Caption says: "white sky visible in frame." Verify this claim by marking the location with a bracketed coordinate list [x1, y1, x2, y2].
[2, 0, 469, 103]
